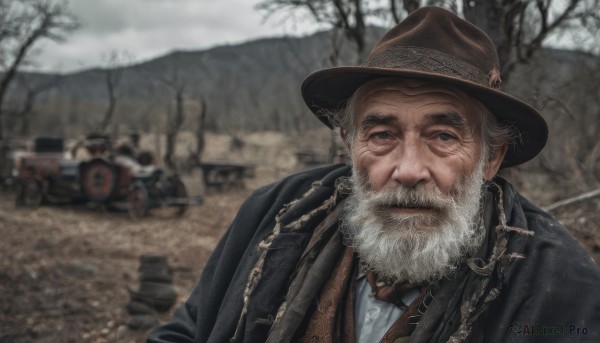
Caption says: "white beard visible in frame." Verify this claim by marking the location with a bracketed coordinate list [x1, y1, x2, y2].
[341, 160, 486, 284]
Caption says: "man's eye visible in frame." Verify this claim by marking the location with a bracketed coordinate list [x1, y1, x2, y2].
[436, 132, 455, 142]
[373, 132, 392, 140]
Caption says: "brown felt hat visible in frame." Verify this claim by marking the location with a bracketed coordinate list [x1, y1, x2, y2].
[301, 6, 548, 168]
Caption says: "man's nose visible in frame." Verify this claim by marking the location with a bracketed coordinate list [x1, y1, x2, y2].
[390, 140, 431, 187]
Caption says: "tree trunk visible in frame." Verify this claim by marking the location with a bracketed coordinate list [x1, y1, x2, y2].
[164, 92, 185, 171]
[463, 0, 510, 78]
[194, 97, 207, 165]
[98, 93, 116, 133]
[97, 71, 119, 133]
[17, 90, 36, 136]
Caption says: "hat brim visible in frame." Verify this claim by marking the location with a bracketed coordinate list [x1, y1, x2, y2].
[301, 67, 548, 168]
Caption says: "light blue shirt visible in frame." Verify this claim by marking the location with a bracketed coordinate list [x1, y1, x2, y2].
[354, 276, 420, 343]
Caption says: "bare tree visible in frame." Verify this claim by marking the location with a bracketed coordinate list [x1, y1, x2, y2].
[256, 0, 371, 62]
[0, 0, 78, 141]
[96, 51, 131, 133]
[163, 83, 186, 171]
[144, 57, 188, 171]
[256, 0, 600, 82]
[13, 72, 63, 136]
[463, 0, 600, 81]
[193, 95, 207, 165]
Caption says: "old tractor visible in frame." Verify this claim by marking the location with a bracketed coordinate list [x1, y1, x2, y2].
[14, 134, 195, 220]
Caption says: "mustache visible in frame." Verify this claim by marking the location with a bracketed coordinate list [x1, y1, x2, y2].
[353, 175, 456, 212]
[367, 186, 455, 211]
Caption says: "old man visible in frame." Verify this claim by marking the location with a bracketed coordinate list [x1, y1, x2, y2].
[149, 6, 600, 343]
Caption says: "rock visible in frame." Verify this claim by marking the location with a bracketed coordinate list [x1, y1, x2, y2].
[138, 254, 173, 283]
[126, 301, 157, 315]
[128, 282, 177, 312]
[127, 314, 158, 331]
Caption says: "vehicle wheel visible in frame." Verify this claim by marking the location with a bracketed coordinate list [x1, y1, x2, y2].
[80, 159, 118, 203]
[18, 178, 43, 208]
[128, 182, 149, 220]
[171, 177, 188, 217]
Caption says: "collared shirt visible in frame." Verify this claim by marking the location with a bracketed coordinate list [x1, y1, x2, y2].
[354, 275, 420, 343]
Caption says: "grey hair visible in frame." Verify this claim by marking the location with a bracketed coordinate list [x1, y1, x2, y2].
[472, 99, 520, 161]
[325, 78, 518, 163]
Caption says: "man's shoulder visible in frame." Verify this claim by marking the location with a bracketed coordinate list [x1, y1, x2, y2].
[482, 179, 600, 341]
[497, 179, 600, 292]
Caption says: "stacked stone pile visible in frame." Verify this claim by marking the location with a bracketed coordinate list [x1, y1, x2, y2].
[126, 254, 177, 330]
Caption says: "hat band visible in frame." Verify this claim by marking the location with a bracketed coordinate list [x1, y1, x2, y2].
[362, 46, 499, 89]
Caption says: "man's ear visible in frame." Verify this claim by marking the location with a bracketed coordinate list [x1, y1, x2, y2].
[484, 143, 508, 180]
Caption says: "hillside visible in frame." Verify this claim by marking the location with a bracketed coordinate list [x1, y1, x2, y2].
[8, 28, 596, 137]
[7, 27, 386, 135]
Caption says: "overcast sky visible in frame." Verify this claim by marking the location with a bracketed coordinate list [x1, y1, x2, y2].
[32, 0, 325, 73]
[30, 0, 590, 74]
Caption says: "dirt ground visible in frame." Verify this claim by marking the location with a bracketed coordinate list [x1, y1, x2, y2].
[0, 184, 250, 343]
[1, 130, 598, 343]
[0, 130, 332, 343]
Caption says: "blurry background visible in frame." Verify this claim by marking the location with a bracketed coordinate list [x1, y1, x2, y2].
[0, 0, 599, 342]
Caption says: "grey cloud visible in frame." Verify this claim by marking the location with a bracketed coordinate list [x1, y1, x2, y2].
[32, 0, 320, 72]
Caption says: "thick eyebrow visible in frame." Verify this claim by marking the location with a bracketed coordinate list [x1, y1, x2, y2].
[423, 112, 468, 133]
[359, 113, 398, 133]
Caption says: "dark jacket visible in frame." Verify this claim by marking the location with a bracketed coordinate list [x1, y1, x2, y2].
[148, 164, 600, 342]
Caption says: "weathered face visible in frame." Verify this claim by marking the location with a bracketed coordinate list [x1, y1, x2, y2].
[342, 79, 505, 283]
[351, 80, 498, 216]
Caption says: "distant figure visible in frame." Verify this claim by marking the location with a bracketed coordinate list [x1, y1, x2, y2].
[149, 7, 600, 343]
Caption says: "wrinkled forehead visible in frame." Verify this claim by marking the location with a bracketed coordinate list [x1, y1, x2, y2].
[353, 78, 484, 127]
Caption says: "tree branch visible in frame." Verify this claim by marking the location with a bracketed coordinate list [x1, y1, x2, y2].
[544, 189, 600, 212]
